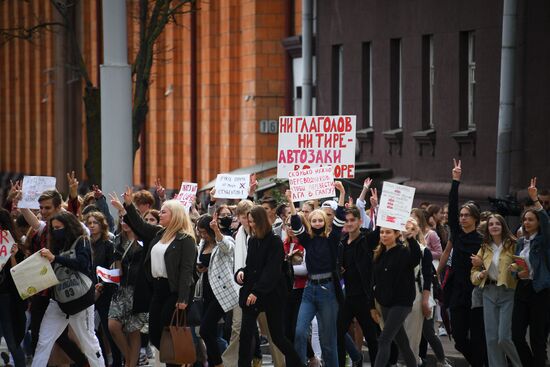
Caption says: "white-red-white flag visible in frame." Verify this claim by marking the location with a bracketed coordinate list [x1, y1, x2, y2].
[96, 266, 121, 285]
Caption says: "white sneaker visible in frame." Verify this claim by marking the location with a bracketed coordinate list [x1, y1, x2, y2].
[438, 326, 448, 336]
[436, 358, 452, 367]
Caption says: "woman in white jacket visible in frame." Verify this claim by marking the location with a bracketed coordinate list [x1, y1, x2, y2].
[196, 214, 239, 367]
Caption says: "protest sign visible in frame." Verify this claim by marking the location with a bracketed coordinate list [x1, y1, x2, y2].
[288, 166, 335, 201]
[277, 115, 356, 179]
[0, 230, 16, 270]
[213, 174, 250, 199]
[19, 176, 57, 209]
[377, 182, 416, 231]
[11, 251, 59, 300]
[96, 266, 121, 285]
[175, 182, 198, 211]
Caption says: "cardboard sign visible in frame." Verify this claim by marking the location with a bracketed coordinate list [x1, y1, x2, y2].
[288, 166, 335, 201]
[0, 230, 16, 270]
[377, 182, 416, 231]
[19, 176, 57, 209]
[11, 251, 59, 300]
[175, 182, 198, 211]
[277, 115, 356, 179]
[213, 174, 250, 199]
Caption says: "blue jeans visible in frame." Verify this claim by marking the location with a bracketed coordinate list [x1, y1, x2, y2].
[0, 294, 26, 367]
[483, 284, 521, 367]
[294, 281, 339, 367]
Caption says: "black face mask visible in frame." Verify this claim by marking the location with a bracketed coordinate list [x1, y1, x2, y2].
[312, 227, 324, 236]
[219, 216, 233, 229]
[51, 228, 66, 243]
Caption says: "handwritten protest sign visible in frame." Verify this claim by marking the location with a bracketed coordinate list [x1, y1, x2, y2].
[288, 166, 335, 201]
[175, 182, 198, 211]
[277, 115, 356, 179]
[11, 251, 59, 300]
[19, 176, 57, 209]
[377, 182, 416, 231]
[213, 174, 250, 199]
[0, 230, 15, 270]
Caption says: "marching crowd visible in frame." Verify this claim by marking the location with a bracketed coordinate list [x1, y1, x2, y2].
[0, 159, 548, 367]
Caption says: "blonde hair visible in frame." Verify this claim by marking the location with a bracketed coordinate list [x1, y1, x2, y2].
[404, 217, 425, 245]
[160, 200, 196, 243]
[308, 209, 331, 237]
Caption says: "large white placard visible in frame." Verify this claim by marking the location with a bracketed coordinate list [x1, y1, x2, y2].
[377, 182, 416, 231]
[277, 115, 356, 179]
[19, 176, 57, 209]
[11, 251, 59, 300]
[288, 166, 335, 201]
[175, 182, 198, 211]
[213, 174, 250, 199]
[0, 230, 16, 270]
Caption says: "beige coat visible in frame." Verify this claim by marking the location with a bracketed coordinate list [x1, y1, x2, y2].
[470, 240, 517, 289]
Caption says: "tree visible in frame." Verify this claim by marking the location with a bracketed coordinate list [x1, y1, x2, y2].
[0, 0, 195, 184]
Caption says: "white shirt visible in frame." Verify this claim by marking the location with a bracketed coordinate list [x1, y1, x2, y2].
[487, 242, 503, 281]
[519, 233, 537, 280]
[151, 241, 171, 278]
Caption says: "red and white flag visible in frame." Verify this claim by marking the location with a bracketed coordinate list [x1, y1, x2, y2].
[96, 266, 121, 285]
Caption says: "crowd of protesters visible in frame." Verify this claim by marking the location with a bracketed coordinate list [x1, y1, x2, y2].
[0, 159, 548, 367]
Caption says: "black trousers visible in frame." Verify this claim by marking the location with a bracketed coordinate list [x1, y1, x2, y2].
[449, 306, 487, 367]
[199, 294, 226, 366]
[30, 295, 87, 366]
[512, 280, 550, 367]
[337, 294, 379, 366]
[149, 278, 180, 367]
[238, 298, 302, 367]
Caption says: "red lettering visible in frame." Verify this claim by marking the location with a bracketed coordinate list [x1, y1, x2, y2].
[345, 116, 352, 132]
[0, 245, 6, 257]
[0, 231, 8, 244]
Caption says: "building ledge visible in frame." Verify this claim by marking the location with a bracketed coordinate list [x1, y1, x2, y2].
[382, 128, 403, 155]
[356, 127, 374, 154]
[451, 128, 476, 156]
[411, 128, 436, 156]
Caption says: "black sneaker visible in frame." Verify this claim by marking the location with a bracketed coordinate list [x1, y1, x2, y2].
[351, 356, 363, 367]
[1, 352, 9, 365]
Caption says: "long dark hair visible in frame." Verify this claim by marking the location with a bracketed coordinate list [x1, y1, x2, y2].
[196, 214, 215, 242]
[248, 205, 271, 239]
[0, 208, 22, 243]
[49, 211, 85, 253]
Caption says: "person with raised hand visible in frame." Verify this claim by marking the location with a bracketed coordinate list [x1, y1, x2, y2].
[110, 187, 197, 367]
[443, 159, 486, 366]
[287, 181, 346, 367]
[511, 177, 550, 367]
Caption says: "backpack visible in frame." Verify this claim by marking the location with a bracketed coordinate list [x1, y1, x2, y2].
[53, 236, 95, 315]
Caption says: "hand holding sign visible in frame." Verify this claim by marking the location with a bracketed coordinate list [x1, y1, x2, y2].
[18, 176, 57, 209]
[377, 182, 416, 231]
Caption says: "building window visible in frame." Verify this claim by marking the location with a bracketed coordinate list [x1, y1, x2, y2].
[362, 42, 372, 128]
[467, 31, 476, 128]
[422, 35, 434, 129]
[390, 39, 402, 129]
[331, 45, 343, 114]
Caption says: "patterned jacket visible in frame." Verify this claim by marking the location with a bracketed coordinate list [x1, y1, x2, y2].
[197, 236, 239, 312]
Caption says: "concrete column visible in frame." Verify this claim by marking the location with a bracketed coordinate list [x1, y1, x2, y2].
[100, 0, 133, 198]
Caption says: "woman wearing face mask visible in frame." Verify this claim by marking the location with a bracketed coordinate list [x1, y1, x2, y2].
[0, 209, 27, 367]
[216, 205, 236, 237]
[235, 205, 303, 367]
[511, 178, 550, 367]
[369, 226, 422, 367]
[196, 214, 238, 367]
[34, 211, 105, 367]
[111, 188, 197, 367]
[286, 181, 346, 367]
[470, 213, 521, 367]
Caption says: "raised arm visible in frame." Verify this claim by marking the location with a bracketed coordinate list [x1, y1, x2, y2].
[528, 177, 550, 243]
[448, 159, 462, 236]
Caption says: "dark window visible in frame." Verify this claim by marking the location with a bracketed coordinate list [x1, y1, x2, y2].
[390, 39, 402, 129]
[362, 42, 372, 128]
[331, 44, 343, 114]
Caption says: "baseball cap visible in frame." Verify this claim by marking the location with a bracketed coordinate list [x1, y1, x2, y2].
[321, 200, 338, 211]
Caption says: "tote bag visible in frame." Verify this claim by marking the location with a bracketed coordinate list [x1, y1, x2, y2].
[160, 309, 196, 364]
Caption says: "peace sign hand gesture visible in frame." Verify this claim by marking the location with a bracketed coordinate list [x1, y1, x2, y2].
[452, 158, 462, 181]
[528, 177, 538, 202]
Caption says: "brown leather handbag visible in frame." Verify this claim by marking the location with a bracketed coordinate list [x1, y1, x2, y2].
[160, 308, 196, 364]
